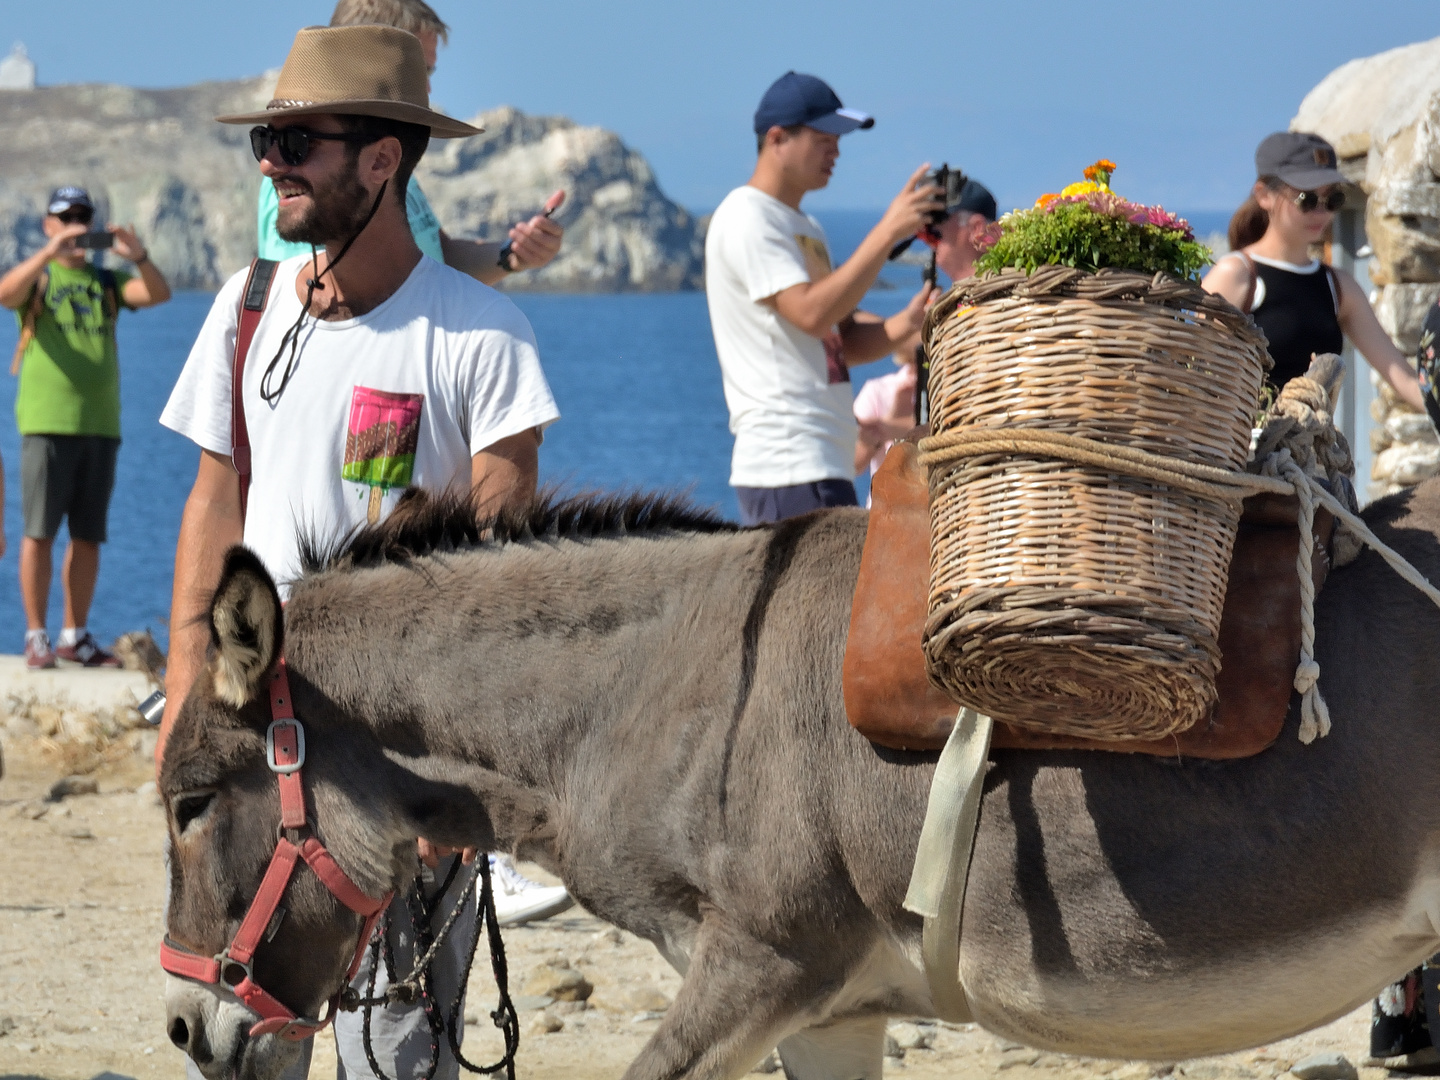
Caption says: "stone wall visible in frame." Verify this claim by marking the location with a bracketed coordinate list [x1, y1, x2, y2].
[1294, 36, 1440, 497]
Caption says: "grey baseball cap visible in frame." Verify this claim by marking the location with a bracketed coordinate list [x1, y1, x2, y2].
[1256, 132, 1345, 190]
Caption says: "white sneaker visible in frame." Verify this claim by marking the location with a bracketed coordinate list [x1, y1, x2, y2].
[489, 854, 574, 926]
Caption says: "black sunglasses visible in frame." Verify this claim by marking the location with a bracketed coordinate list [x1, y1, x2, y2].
[249, 124, 378, 167]
[56, 208, 93, 225]
[1294, 189, 1345, 213]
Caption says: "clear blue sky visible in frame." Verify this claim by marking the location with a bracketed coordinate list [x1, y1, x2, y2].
[7, 2, 1437, 215]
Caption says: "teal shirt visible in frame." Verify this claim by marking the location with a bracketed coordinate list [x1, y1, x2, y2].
[256, 176, 445, 263]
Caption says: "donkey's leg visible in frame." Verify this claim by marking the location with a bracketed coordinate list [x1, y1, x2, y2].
[777, 1015, 886, 1080]
[622, 916, 833, 1080]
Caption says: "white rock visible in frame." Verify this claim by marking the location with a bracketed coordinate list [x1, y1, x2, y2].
[1374, 283, 1440, 352]
[1292, 38, 1440, 165]
[1287, 1051, 1358, 1080]
[1375, 441, 1440, 484]
[1386, 411, 1439, 442]
[883, 1034, 904, 1059]
[888, 1022, 935, 1050]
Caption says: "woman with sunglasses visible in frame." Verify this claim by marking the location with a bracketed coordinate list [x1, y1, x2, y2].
[1203, 131, 1424, 411]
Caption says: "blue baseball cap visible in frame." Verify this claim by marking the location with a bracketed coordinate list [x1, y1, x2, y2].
[754, 72, 874, 137]
[47, 186, 94, 215]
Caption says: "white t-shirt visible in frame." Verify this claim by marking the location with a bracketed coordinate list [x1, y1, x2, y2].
[704, 185, 857, 488]
[161, 255, 559, 589]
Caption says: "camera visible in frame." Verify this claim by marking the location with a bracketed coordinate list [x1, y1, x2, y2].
[922, 164, 968, 230]
[888, 162, 968, 262]
[73, 231, 114, 250]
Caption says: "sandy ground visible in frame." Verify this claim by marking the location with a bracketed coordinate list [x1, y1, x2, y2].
[0, 733, 1411, 1080]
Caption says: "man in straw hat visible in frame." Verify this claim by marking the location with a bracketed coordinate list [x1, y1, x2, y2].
[156, 25, 563, 1080]
[257, 0, 566, 280]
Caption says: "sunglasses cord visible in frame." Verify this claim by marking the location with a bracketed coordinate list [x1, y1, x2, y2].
[260, 179, 389, 405]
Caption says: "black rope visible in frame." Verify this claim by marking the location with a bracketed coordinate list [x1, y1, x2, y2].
[259, 179, 389, 405]
[353, 857, 517, 1080]
[448, 856, 519, 1079]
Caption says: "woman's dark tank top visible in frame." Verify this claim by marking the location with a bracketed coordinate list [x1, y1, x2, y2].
[1247, 255, 1343, 389]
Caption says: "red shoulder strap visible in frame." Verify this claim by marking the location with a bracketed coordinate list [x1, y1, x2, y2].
[233, 259, 279, 523]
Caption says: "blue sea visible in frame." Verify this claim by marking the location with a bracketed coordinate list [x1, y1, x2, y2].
[0, 209, 1235, 650]
[0, 210, 941, 651]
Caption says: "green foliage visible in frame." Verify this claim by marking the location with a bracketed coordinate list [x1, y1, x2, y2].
[974, 201, 1212, 281]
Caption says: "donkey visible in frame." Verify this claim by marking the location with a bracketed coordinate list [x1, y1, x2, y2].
[161, 483, 1440, 1080]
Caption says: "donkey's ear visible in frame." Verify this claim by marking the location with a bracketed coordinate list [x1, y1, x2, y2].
[208, 547, 283, 708]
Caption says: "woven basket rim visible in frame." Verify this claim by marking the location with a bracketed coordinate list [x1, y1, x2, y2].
[922, 264, 1271, 368]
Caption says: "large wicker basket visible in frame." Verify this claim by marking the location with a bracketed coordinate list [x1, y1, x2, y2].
[919, 265, 1270, 740]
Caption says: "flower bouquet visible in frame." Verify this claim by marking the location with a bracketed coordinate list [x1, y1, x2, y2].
[973, 160, 1211, 280]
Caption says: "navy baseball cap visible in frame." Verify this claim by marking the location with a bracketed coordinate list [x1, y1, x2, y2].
[754, 72, 873, 136]
[47, 186, 94, 215]
[949, 178, 997, 222]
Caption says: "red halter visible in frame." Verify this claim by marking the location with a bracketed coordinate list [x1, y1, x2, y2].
[160, 660, 393, 1041]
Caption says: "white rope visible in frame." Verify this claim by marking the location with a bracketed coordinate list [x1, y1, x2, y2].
[1254, 448, 1440, 741]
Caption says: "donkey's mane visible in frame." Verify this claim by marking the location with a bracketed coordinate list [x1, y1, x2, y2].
[299, 487, 738, 575]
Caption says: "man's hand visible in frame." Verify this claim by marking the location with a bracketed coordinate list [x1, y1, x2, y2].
[892, 283, 941, 340]
[505, 190, 566, 271]
[108, 223, 147, 264]
[418, 837, 480, 867]
[45, 222, 88, 258]
[876, 165, 946, 248]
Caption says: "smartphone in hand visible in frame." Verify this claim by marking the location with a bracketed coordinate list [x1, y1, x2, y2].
[73, 232, 114, 250]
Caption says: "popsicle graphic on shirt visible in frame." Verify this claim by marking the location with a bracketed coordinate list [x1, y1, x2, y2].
[342, 386, 424, 523]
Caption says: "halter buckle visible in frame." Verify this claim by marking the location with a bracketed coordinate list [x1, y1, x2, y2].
[266, 719, 305, 774]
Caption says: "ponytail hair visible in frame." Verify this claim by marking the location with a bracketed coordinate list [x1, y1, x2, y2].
[1228, 176, 1285, 251]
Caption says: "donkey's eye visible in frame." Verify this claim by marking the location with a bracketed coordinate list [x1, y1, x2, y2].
[172, 790, 216, 832]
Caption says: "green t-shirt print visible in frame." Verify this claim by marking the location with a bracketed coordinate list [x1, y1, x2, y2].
[14, 261, 132, 438]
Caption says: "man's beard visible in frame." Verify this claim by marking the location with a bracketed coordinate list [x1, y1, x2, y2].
[275, 165, 374, 245]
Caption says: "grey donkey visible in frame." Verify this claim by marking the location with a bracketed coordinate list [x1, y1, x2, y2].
[162, 484, 1440, 1080]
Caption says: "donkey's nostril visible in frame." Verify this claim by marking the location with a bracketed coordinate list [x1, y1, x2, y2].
[169, 1016, 191, 1050]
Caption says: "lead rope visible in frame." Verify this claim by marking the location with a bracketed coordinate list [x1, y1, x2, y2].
[352, 856, 517, 1080]
[448, 856, 520, 1079]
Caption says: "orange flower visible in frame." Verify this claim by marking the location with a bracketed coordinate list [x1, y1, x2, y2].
[1083, 159, 1118, 185]
[1036, 192, 1061, 208]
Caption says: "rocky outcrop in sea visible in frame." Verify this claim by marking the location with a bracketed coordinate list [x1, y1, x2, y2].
[0, 76, 703, 292]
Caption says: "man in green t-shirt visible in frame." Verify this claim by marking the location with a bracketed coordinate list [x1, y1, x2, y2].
[0, 186, 171, 669]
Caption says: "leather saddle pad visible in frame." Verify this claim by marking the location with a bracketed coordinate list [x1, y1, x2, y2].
[843, 441, 1334, 758]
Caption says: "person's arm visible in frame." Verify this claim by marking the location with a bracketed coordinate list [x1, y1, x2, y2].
[766, 166, 942, 339]
[1337, 268, 1426, 411]
[1200, 253, 1252, 310]
[839, 285, 937, 366]
[110, 225, 171, 308]
[156, 449, 244, 767]
[440, 192, 566, 286]
[0, 224, 86, 309]
[470, 428, 540, 516]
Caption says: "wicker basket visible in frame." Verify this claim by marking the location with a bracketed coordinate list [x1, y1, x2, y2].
[919, 265, 1270, 740]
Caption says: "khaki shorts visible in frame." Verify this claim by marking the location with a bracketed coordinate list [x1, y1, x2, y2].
[21, 434, 120, 543]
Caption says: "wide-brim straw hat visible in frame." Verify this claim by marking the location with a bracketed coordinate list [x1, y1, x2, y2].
[216, 25, 482, 139]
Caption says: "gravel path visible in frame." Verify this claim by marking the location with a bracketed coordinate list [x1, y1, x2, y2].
[0, 735, 1405, 1080]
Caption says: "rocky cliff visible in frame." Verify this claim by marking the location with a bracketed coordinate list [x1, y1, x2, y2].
[0, 76, 704, 291]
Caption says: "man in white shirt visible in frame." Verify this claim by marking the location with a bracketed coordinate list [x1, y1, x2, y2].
[158, 26, 566, 1080]
[704, 71, 943, 525]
